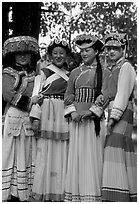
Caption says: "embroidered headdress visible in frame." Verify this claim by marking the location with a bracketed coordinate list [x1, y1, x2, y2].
[47, 39, 71, 55]
[3, 36, 39, 57]
[74, 34, 103, 52]
[104, 33, 128, 47]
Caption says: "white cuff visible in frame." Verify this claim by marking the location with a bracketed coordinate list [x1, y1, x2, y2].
[110, 107, 123, 121]
[64, 104, 76, 117]
[89, 104, 103, 118]
[30, 104, 41, 120]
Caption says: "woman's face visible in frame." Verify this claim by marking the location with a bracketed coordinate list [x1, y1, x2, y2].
[80, 43, 98, 65]
[15, 52, 31, 66]
[51, 47, 67, 68]
[106, 46, 124, 62]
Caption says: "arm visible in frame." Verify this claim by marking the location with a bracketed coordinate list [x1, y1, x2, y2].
[2, 72, 31, 111]
[89, 69, 110, 117]
[110, 62, 136, 121]
[30, 70, 46, 120]
[64, 70, 76, 117]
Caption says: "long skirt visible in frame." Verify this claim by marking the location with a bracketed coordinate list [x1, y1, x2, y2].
[2, 107, 36, 201]
[64, 119, 106, 202]
[102, 102, 137, 202]
[32, 98, 69, 201]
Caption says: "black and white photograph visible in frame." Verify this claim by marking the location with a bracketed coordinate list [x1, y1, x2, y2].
[2, 1, 137, 202]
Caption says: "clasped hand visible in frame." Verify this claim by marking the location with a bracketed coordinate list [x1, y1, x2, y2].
[71, 110, 93, 122]
[32, 120, 40, 136]
[95, 94, 104, 106]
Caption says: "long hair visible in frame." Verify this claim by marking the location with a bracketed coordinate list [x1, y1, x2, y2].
[94, 53, 102, 100]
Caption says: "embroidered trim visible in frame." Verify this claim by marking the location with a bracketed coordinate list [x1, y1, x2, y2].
[110, 107, 123, 120]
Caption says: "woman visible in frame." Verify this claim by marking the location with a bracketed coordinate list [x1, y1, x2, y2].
[64, 34, 106, 202]
[30, 39, 72, 201]
[2, 35, 39, 201]
[95, 33, 137, 201]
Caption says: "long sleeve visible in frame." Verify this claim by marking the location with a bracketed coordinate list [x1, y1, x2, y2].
[89, 69, 109, 117]
[64, 70, 76, 116]
[30, 70, 46, 120]
[110, 62, 136, 120]
[3, 72, 31, 111]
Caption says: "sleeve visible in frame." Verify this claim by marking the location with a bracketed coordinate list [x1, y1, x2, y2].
[64, 70, 76, 117]
[110, 62, 136, 121]
[29, 70, 46, 120]
[2, 73, 17, 103]
[89, 69, 109, 117]
[2, 73, 30, 111]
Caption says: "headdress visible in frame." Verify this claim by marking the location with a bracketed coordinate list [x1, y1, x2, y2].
[3, 36, 39, 57]
[47, 39, 71, 55]
[104, 33, 128, 47]
[74, 34, 104, 52]
[39, 43, 47, 50]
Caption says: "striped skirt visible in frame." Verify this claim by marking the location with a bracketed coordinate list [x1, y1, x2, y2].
[102, 102, 137, 202]
[2, 107, 37, 201]
[64, 119, 106, 202]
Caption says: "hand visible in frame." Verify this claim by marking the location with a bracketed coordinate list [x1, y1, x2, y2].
[31, 95, 39, 105]
[31, 94, 43, 105]
[32, 120, 40, 136]
[37, 94, 44, 105]
[80, 110, 93, 121]
[95, 94, 104, 106]
[71, 111, 81, 122]
[107, 118, 115, 135]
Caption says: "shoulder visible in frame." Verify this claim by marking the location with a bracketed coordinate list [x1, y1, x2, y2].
[70, 65, 82, 75]
[3, 67, 19, 79]
[122, 60, 136, 73]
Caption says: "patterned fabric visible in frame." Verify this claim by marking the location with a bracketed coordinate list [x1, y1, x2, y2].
[75, 87, 95, 103]
[3, 36, 39, 57]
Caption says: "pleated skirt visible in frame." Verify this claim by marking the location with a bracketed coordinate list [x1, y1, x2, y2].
[64, 119, 106, 202]
[32, 98, 69, 201]
[2, 107, 37, 201]
[102, 102, 137, 202]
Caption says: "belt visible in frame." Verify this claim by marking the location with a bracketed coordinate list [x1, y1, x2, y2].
[43, 95, 64, 100]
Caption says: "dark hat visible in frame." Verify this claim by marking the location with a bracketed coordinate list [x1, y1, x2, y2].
[104, 33, 128, 47]
[3, 36, 39, 57]
[47, 39, 71, 55]
[74, 34, 104, 52]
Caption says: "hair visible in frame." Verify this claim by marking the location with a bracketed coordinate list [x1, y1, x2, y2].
[95, 54, 102, 100]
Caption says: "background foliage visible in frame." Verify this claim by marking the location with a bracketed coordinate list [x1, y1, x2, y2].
[40, 2, 137, 68]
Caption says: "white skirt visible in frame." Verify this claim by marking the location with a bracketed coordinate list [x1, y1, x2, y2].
[2, 107, 37, 201]
[64, 119, 106, 202]
[32, 98, 69, 201]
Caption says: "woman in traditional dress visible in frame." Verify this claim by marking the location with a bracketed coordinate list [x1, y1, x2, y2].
[2, 35, 39, 201]
[64, 34, 106, 202]
[30, 39, 72, 201]
[94, 33, 137, 202]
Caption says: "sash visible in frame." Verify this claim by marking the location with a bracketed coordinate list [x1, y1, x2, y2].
[43, 64, 69, 89]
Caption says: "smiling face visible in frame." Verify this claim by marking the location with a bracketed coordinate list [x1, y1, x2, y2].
[106, 46, 124, 62]
[15, 52, 31, 66]
[80, 43, 98, 65]
[51, 46, 67, 68]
